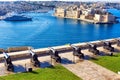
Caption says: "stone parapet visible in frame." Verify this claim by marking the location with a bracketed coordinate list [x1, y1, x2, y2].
[0, 38, 118, 62]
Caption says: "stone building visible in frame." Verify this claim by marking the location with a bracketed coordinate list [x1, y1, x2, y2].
[54, 8, 65, 17]
[94, 13, 115, 23]
[66, 10, 80, 18]
[54, 6, 116, 23]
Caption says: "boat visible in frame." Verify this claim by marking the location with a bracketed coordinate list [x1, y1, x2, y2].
[4, 15, 32, 21]
[3, 12, 32, 21]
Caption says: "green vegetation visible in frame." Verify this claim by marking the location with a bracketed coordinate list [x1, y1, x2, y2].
[0, 65, 81, 80]
[91, 54, 120, 73]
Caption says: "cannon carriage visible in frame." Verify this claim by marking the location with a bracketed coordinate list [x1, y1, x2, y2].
[70, 45, 84, 59]
[116, 39, 120, 47]
[28, 48, 40, 67]
[3, 52, 14, 71]
[88, 43, 99, 55]
[49, 48, 61, 63]
[103, 41, 114, 52]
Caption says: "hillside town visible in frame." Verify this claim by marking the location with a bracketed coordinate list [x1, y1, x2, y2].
[0, 1, 120, 23]
[0, 1, 55, 16]
[0, 1, 120, 15]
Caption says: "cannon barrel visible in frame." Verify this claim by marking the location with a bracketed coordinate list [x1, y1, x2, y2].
[104, 42, 111, 46]
[3, 52, 9, 59]
[29, 49, 35, 56]
[70, 44, 78, 50]
[3, 52, 14, 72]
[28, 49, 40, 67]
[70, 44, 82, 53]
[87, 43, 97, 49]
[49, 48, 56, 54]
[49, 48, 60, 56]
[87, 43, 94, 47]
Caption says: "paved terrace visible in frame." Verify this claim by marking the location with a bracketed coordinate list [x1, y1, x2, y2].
[0, 38, 120, 80]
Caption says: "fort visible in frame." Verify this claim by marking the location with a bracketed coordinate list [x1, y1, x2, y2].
[54, 6, 117, 24]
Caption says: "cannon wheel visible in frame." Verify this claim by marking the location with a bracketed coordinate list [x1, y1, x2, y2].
[30, 58, 40, 67]
[10, 64, 14, 72]
[5, 63, 14, 72]
[55, 56, 61, 63]
[34, 61, 40, 67]
[94, 50, 99, 55]
[78, 53, 84, 59]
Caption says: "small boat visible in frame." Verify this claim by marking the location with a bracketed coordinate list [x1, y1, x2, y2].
[4, 12, 32, 21]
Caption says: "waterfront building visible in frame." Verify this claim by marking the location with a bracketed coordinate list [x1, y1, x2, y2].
[54, 7, 81, 19]
[94, 13, 115, 23]
[54, 8, 65, 17]
[66, 10, 80, 18]
[105, 13, 116, 23]
[80, 15, 85, 20]
[54, 7, 116, 23]
[94, 14, 103, 22]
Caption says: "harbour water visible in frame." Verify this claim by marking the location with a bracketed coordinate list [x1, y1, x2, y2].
[0, 10, 120, 49]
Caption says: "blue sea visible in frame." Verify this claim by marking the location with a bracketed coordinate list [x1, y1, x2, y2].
[0, 10, 120, 49]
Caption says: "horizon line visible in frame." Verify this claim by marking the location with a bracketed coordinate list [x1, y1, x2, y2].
[0, 0, 119, 3]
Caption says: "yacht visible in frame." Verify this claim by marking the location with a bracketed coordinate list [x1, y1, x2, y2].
[4, 12, 32, 21]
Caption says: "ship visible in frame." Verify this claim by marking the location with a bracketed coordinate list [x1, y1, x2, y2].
[3, 12, 32, 21]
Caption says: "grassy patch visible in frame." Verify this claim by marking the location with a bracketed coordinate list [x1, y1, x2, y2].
[91, 54, 120, 73]
[0, 65, 81, 80]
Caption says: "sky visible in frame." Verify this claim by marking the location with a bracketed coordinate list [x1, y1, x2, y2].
[0, 0, 119, 2]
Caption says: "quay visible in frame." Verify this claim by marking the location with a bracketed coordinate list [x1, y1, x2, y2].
[57, 16, 95, 23]
[54, 15, 118, 24]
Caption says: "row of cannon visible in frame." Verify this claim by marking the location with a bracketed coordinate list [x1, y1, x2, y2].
[2, 48, 62, 72]
[3, 48, 40, 72]
[2, 39, 120, 72]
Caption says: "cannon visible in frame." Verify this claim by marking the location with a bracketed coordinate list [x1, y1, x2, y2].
[3, 52, 14, 71]
[49, 48, 61, 63]
[88, 43, 99, 55]
[103, 41, 114, 52]
[116, 39, 120, 47]
[28, 48, 40, 67]
[70, 45, 84, 59]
